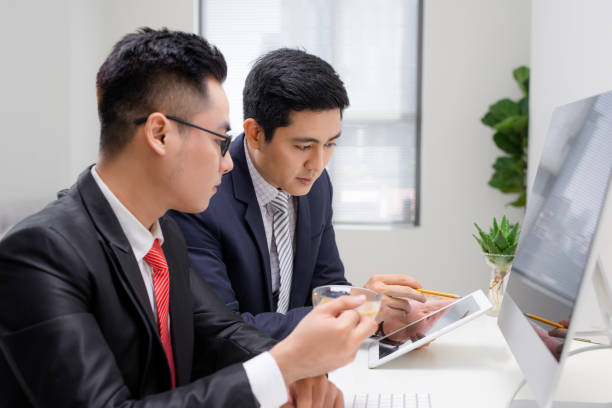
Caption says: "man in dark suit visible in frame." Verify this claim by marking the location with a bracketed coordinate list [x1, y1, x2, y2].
[0, 29, 377, 407]
[170, 49, 430, 341]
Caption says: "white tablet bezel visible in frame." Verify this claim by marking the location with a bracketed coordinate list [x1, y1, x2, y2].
[368, 289, 492, 368]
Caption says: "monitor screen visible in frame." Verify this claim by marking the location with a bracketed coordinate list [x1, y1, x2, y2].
[499, 90, 612, 407]
[507, 91, 612, 360]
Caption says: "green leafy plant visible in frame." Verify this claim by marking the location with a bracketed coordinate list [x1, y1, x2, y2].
[473, 215, 520, 256]
[481, 66, 529, 207]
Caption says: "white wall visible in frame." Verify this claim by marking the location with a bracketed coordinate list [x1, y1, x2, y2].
[530, 0, 612, 330]
[68, 0, 196, 176]
[530, 0, 612, 186]
[0, 0, 194, 218]
[1, 0, 75, 207]
[337, 0, 530, 294]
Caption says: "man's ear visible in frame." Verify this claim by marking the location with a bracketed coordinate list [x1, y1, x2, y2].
[144, 112, 171, 156]
[243, 118, 265, 150]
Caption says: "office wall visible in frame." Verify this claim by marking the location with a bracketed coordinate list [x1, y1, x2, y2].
[0, 0, 193, 225]
[1, 0, 84, 209]
[530, 0, 612, 190]
[531, 0, 612, 330]
[337, 0, 530, 294]
[68, 0, 195, 179]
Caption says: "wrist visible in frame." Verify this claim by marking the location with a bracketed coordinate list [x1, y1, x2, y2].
[270, 342, 300, 386]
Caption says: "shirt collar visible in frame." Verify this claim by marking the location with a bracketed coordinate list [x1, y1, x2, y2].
[90, 166, 164, 260]
[244, 137, 288, 207]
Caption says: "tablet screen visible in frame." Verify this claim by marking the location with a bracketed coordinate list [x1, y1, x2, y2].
[378, 294, 481, 359]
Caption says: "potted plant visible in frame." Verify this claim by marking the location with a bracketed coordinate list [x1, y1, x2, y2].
[473, 215, 520, 315]
[481, 66, 529, 207]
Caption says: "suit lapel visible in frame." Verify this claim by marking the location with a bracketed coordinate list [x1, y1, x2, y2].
[292, 195, 312, 308]
[78, 168, 193, 389]
[77, 168, 158, 331]
[230, 135, 275, 310]
[161, 218, 193, 387]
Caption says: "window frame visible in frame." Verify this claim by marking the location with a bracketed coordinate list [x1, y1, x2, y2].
[197, 0, 424, 227]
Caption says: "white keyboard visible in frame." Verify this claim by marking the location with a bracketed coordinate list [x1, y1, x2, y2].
[349, 392, 432, 408]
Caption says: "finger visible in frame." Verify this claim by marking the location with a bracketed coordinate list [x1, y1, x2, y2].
[379, 286, 426, 303]
[280, 403, 296, 408]
[376, 296, 410, 321]
[288, 382, 297, 401]
[323, 382, 338, 408]
[421, 299, 454, 313]
[377, 302, 415, 323]
[337, 308, 361, 328]
[376, 307, 408, 323]
[333, 386, 344, 408]
[318, 295, 366, 317]
[318, 379, 332, 408]
[367, 274, 423, 288]
[352, 315, 378, 340]
[295, 378, 313, 407]
[558, 318, 570, 327]
[383, 296, 411, 312]
[549, 328, 567, 338]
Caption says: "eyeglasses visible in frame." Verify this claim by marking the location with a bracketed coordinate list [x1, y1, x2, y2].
[134, 114, 232, 156]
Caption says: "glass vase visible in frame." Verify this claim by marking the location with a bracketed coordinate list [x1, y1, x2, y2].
[483, 253, 514, 316]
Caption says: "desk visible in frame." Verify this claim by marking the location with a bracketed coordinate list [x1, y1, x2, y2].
[329, 315, 612, 407]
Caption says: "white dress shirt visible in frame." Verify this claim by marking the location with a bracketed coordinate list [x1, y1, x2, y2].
[91, 166, 287, 408]
[244, 137, 297, 294]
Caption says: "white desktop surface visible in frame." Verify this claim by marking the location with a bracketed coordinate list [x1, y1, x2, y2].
[329, 315, 612, 407]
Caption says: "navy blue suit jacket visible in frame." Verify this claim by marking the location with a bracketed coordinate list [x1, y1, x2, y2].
[169, 134, 349, 339]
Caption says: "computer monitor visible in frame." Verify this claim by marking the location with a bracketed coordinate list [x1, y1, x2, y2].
[498, 90, 612, 408]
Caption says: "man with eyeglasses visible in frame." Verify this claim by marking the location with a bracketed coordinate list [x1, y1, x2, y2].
[0, 28, 377, 407]
[133, 115, 233, 156]
[170, 49, 451, 342]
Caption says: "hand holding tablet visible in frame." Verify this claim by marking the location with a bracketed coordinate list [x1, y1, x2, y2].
[381, 298, 456, 343]
[368, 290, 492, 368]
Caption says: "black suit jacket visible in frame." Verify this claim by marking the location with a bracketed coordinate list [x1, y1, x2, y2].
[170, 134, 349, 340]
[0, 168, 276, 407]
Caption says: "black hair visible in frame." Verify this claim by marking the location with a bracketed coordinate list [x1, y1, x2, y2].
[96, 27, 227, 156]
[243, 48, 349, 141]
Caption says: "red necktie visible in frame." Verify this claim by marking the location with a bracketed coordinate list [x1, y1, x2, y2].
[143, 239, 176, 388]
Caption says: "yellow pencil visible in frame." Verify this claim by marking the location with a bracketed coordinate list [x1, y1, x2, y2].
[525, 314, 602, 344]
[525, 313, 566, 329]
[416, 288, 460, 299]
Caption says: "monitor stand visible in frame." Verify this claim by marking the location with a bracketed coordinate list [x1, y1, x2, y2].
[511, 260, 612, 408]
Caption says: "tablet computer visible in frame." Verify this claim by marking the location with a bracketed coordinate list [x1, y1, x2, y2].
[368, 289, 492, 368]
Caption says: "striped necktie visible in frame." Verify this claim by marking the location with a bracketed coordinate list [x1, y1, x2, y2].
[143, 239, 176, 388]
[270, 191, 293, 314]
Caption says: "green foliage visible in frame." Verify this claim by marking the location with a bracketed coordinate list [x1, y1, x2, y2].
[473, 215, 520, 255]
[481, 66, 529, 207]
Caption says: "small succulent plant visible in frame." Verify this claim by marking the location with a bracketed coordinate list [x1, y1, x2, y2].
[473, 215, 520, 256]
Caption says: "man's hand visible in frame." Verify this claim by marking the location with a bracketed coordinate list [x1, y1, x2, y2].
[383, 298, 454, 343]
[281, 376, 343, 408]
[270, 295, 377, 386]
[363, 274, 426, 324]
[548, 318, 569, 339]
[533, 323, 563, 360]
